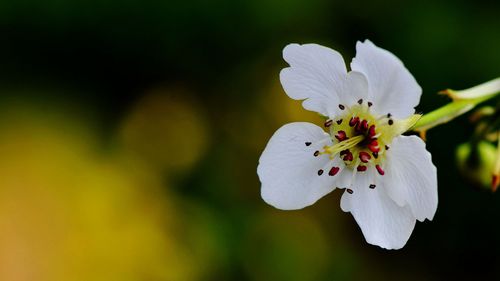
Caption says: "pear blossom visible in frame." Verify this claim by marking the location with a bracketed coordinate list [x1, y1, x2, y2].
[257, 40, 438, 249]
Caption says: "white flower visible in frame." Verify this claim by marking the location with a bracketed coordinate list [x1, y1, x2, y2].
[257, 40, 438, 250]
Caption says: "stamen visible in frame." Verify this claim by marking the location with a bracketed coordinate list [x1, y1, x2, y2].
[359, 151, 371, 163]
[335, 130, 347, 141]
[329, 166, 340, 176]
[357, 99, 363, 105]
[368, 125, 376, 137]
[305, 142, 312, 146]
[387, 113, 392, 118]
[314, 137, 334, 147]
[339, 104, 345, 110]
[314, 150, 320, 157]
[360, 119, 368, 131]
[349, 116, 359, 127]
[336, 119, 343, 125]
[357, 165, 367, 172]
[324, 119, 333, 127]
[369, 184, 376, 189]
[376, 165, 385, 175]
[388, 119, 394, 125]
[367, 101, 373, 107]
[342, 151, 353, 161]
[346, 188, 353, 194]
[354, 121, 363, 132]
[372, 152, 378, 158]
[385, 145, 389, 150]
[317, 169, 324, 176]
[367, 140, 380, 153]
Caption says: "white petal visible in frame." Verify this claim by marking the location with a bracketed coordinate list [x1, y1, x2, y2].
[340, 71, 370, 107]
[351, 40, 422, 118]
[384, 135, 438, 221]
[340, 170, 416, 249]
[280, 43, 348, 117]
[258, 122, 347, 210]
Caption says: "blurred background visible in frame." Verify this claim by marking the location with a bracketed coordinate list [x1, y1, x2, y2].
[0, 0, 499, 280]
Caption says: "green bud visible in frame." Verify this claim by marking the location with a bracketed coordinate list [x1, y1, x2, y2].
[469, 106, 495, 123]
[456, 141, 497, 191]
[443, 77, 500, 101]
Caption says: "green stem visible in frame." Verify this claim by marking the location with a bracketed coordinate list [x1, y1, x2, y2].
[412, 78, 500, 132]
[413, 94, 497, 132]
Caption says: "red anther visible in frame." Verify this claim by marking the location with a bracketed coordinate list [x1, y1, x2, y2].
[339, 149, 348, 156]
[359, 151, 371, 163]
[360, 119, 369, 131]
[335, 130, 347, 141]
[368, 139, 380, 153]
[349, 116, 359, 127]
[368, 125, 376, 137]
[346, 188, 353, 194]
[324, 119, 333, 127]
[357, 165, 367, 172]
[376, 165, 385, 175]
[342, 151, 353, 161]
[329, 166, 340, 176]
[356, 119, 368, 133]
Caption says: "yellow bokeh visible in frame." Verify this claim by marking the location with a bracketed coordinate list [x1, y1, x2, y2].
[118, 87, 210, 175]
[0, 103, 212, 281]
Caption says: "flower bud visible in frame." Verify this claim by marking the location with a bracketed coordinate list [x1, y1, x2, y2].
[456, 141, 497, 191]
[469, 106, 495, 123]
[441, 77, 500, 101]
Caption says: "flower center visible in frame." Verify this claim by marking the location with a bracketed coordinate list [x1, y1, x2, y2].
[321, 101, 390, 174]
[306, 100, 420, 191]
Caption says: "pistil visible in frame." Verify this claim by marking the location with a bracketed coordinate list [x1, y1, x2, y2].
[323, 135, 364, 156]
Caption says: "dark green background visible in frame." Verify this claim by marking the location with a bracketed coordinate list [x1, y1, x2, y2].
[0, 0, 499, 280]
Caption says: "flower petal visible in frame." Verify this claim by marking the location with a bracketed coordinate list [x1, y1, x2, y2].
[384, 135, 438, 221]
[280, 43, 348, 117]
[351, 40, 422, 118]
[340, 71, 370, 107]
[340, 170, 416, 249]
[258, 122, 348, 210]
